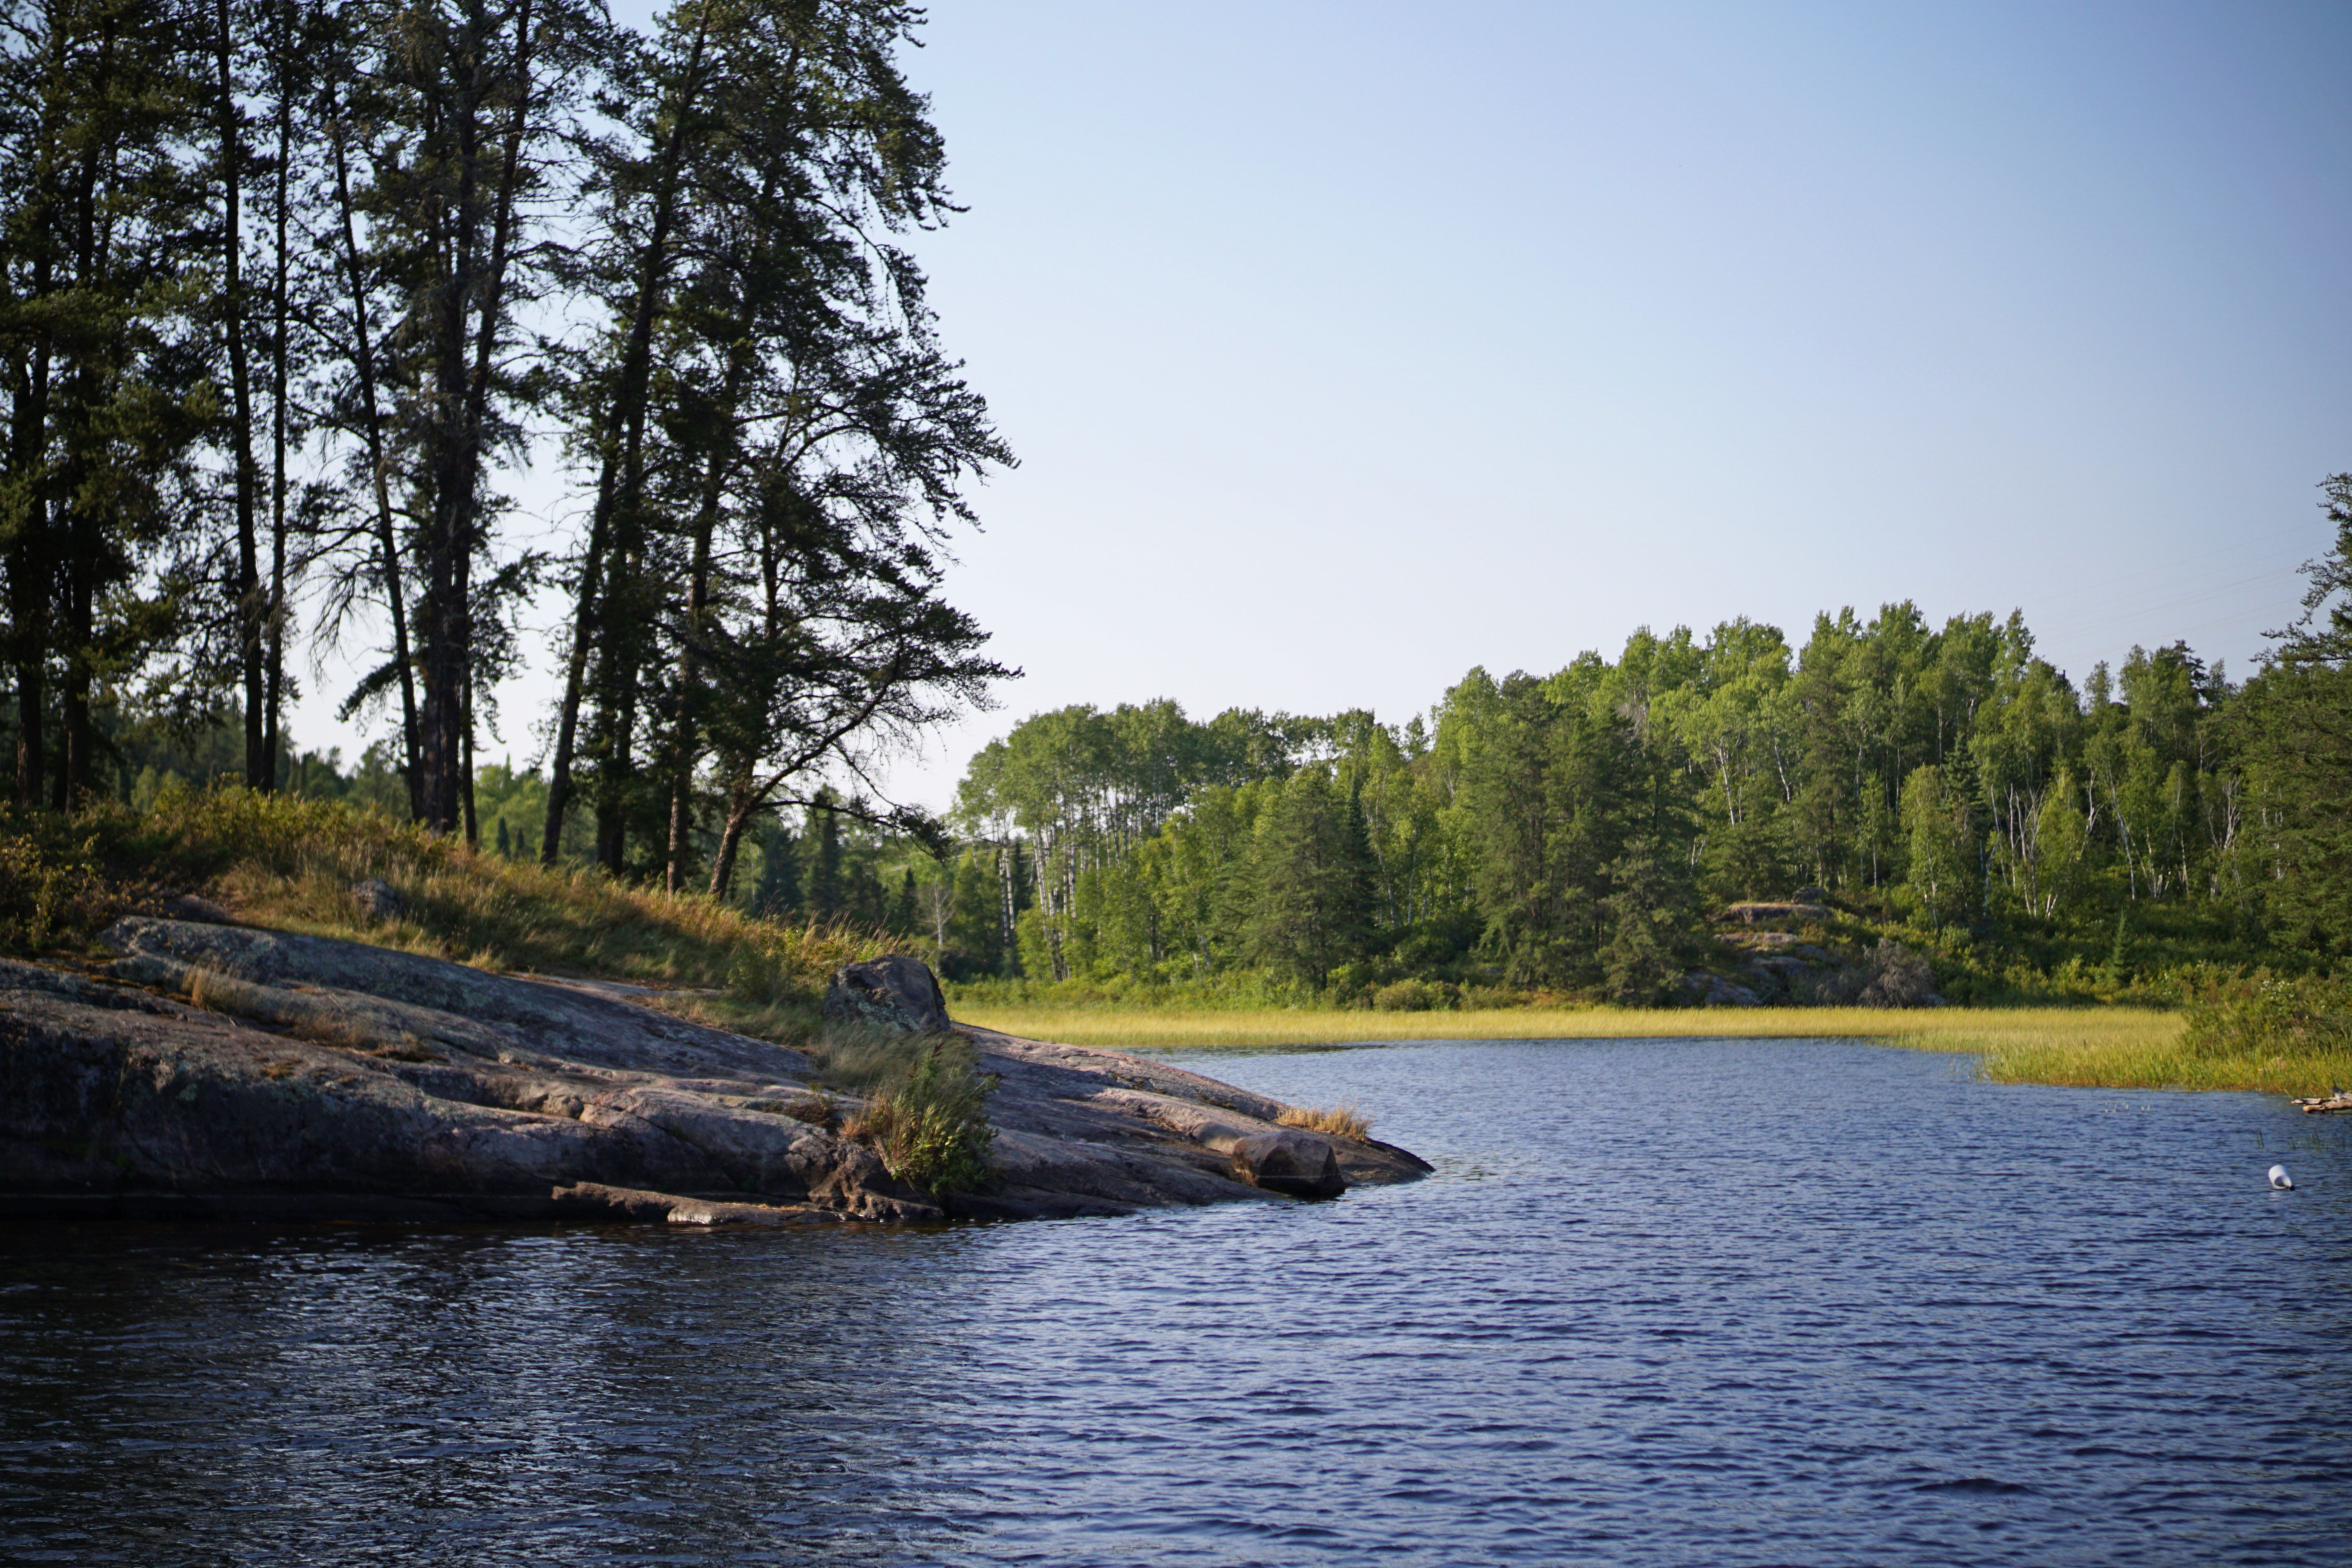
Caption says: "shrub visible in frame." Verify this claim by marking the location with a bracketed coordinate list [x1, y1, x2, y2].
[1372, 977, 1455, 1012]
[2181, 973, 2352, 1062]
[850, 1033, 997, 1194]
[0, 818, 102, 953]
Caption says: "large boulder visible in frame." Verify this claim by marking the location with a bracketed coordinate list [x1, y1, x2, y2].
[1230, 1131, 1345, 1200]
[821, 955, 951, 1034]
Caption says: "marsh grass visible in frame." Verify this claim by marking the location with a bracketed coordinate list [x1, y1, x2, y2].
[947, 1002, 2352, 1095]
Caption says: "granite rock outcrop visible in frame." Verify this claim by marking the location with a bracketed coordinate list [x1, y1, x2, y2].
[0, 920, 1428, 1225]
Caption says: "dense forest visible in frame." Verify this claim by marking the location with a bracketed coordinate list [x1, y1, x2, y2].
[0, 0, 1005, 891]
[944, 497, 2352, 1005]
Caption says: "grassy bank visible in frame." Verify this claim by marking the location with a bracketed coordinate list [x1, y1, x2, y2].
[0, 786, 877, 1002]
[0, 787, 1013, 1194]
[952, 1002, 2352, 1097]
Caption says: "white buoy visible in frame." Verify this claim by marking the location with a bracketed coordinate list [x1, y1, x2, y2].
[2269, 1164, 2294, 1190]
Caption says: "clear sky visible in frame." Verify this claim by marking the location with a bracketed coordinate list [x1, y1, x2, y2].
[295, 1, 2352, 813]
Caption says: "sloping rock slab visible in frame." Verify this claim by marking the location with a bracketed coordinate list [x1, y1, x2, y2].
[0, 923, 1430, 1225]
[958, 1027, 1429, 1210]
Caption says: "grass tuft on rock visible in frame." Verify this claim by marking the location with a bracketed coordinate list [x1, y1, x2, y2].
[840, 1033, 997, 1194]
[1277, 1102, 1372, 1140]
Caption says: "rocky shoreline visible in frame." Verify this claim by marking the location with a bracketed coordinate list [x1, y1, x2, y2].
[0, 918, 1429, 1225]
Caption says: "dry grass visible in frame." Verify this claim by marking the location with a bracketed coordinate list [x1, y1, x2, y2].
[4, 786, 879, 1005]
[946, 1002, 2349, 1095]
[1276, 1102, 1372, 1140]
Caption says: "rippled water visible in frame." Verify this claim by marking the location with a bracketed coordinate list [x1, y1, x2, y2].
[4, 1036, 2350, 1566]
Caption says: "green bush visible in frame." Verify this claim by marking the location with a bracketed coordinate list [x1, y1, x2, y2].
[1372, 977, 1454, 1012]
[2180, 972, 2352, 1063]
[853, 1033, 997, 1194]
[0, 817, 102, 953]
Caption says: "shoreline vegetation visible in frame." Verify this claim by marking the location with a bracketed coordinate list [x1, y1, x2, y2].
[953, 1001, 2351, 1097]
[946, 1006, 2324, 1091]
[3, 789, 2348, 1101]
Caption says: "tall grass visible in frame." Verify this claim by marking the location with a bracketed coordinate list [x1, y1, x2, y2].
[952, 1001, 2177, 1051]
[0, 786, 878, 1004]
[951, 1001, 2349, 1096]
[844, 1033, 997, 1194]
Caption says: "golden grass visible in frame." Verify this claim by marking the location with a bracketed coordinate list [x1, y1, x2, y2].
[951, 1001, 2165, 1051]
[949, 1002, 2351, 1096]
[3, 786, 879, 1003]
[1277, 1102, 1373, 1139]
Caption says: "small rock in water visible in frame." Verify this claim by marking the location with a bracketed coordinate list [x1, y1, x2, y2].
[351, 878, 403, 920]
[1230, 1131, 1345, 1200]
[2269, 1164, 2294, 1190]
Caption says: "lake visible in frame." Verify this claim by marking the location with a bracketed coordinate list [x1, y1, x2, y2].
[2, 1036, 2348, 1565]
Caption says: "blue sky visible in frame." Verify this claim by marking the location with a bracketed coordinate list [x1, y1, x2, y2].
[881, 0, 2352, 803]
[301, 2, 2352, 810]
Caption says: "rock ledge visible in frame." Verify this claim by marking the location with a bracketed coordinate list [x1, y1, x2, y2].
[0, 920, 1428, 1225]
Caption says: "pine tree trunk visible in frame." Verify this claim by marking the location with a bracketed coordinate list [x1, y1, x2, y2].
[541, 457, 613, 863]
[461, 669, 477, 847]
[421, 0, 535, 833]
[7, 232, 53, 809]
[263, 37, 292, 793]
[564, 14, 714, 875]
[217, 0, 265, 791]
[327, 98, 421, 818]
[710, 782, 759, 901]
[662, 376, 737, 891]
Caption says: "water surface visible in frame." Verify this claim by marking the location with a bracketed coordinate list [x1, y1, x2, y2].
[3, 1036, 2348, 1565]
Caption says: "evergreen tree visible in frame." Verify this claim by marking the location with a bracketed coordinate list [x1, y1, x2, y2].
[2236, 474, 2352, 951]
[1601, 838, 1692, 1005]
[890, 867, 917, 936]
[751, 824, 799, 917]
[1243, 769, 1372, 991]
[804, 797, 844, 923]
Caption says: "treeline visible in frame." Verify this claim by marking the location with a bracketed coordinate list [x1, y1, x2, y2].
[0, 0, 1005, 891]
[944, 497, 2352, 1001]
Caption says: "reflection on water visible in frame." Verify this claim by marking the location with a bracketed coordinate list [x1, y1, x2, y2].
[3, 1036, 2349, 1565]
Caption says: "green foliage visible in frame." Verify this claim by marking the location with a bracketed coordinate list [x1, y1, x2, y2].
[2230, 475, 2352, 953]
[847, 1033, 997, 1194]
[1900, 764, 1969, 929]
[2180, 972, 2352, 1068]
[0, 815, 102, 954]
[942, 505, 2352, 1006]
[1371, 977, 1455, 1011]
[1243, 771, 1374, 990]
